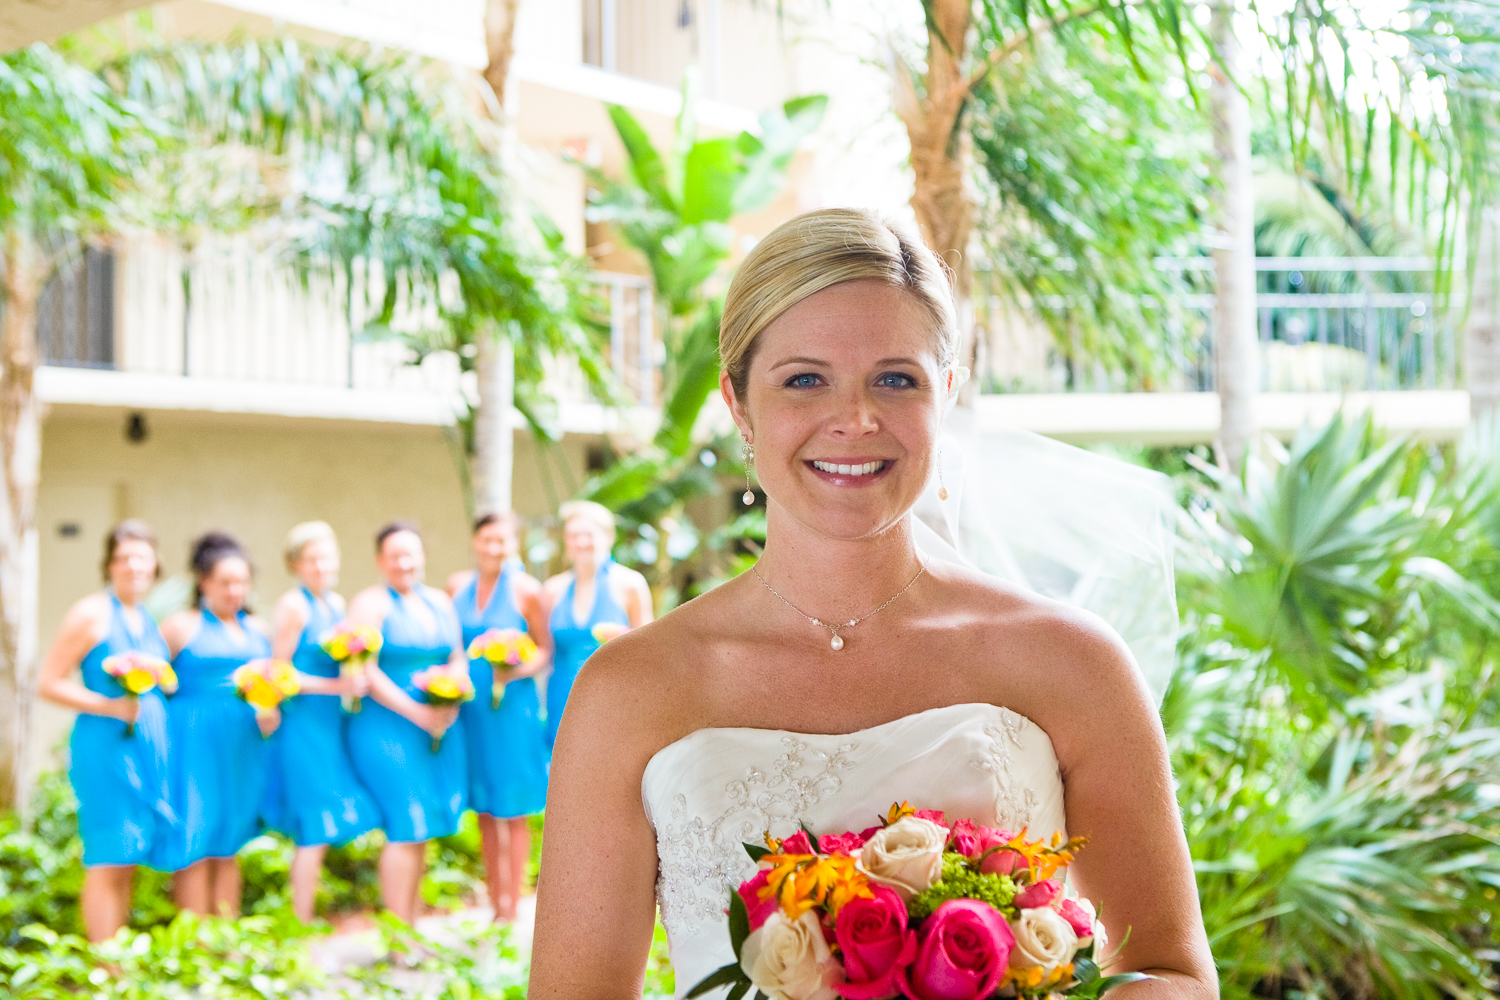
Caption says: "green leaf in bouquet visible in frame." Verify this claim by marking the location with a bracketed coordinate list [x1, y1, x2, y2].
[728, 888, 750, 958]
[726, 981, 752, 1000]
[799, 820, 819, 846]
[743, 842, 770, 862]
[684, 960, 747, 998]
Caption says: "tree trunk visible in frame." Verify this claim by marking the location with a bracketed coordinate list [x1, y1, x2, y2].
[474, 329, 515, 514]
[1209, 0, 1259, 472]
[0, 229, 47, 812]
[469, 0, 522, 515]
[1467, 205, 1500, 419]
[896, 0, 978, 390]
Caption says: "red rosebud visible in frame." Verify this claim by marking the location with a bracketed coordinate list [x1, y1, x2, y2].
[1014, 878, 1062, 911]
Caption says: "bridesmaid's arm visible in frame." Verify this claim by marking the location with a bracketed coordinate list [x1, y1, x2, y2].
[347, 586, 454, 738]
[618, 566, 654, 628]
[36, 594, 133, 721]
[510, 573, 552, 679]
[270, 590, 338, 696]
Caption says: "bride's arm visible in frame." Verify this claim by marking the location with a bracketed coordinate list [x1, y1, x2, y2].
[530, 634, 669, 999]
[1025, 609, 1217, 1000]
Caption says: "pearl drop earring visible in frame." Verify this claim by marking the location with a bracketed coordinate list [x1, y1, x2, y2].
[741, 438, 755, 505]
[937, 452, 949, 502]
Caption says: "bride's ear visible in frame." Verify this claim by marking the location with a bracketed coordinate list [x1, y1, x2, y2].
[720, 368, 752, 441]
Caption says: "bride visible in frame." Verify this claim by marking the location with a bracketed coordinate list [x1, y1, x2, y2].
[529, 209, 1215, 1000]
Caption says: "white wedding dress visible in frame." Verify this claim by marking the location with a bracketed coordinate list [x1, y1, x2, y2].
[643, 702, 1068, 997]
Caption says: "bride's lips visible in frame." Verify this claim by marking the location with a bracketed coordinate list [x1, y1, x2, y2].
[805, 459, 894, 486]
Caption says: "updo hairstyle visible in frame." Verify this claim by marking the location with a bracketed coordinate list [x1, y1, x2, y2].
[558, 500, 617, 545]
[190, 531, 251, 604]
[375, 520, 422, 554]
[101, 520, 161, 581]
[719, 208, 960, 401]
[284, 520, 337, 571]
[474, 511, 520, 535]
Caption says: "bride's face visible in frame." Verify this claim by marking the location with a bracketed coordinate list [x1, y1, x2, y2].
[725, 279, 949, 541]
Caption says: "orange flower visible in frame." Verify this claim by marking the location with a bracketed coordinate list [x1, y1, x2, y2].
[760, 853, 872, 920]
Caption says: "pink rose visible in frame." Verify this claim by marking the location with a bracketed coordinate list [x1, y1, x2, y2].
[948, 820, 1013, 860]
[1058, 898, 1095, 940]
[978, 847, 1022, 877]
[897, 899, 1015, 1000]
[820, 831, 868, 856]
[738, 869, 780, 931]
[834, 885, 916, 1000]
[859, 824, 885, 842]
[781, 830, 816, 856]
[915, 809, 949, 828]
[1013, 878, 1062, 911]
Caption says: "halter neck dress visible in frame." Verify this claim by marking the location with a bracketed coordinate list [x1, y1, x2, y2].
[264, 588, 378, 846]
[346, 585, 468, 842]
[168, 607, 272, 866]
[643, 703, 1068, 998]
[545, 558, 629, 750]
[455, 566, 548, 818]
[71, 590, 182, 868]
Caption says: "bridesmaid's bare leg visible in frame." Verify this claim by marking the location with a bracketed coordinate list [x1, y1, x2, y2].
[209, 857, 242, 917]
[506, 817, 530, 920]
[290, 844, 329, 923]
[477, 813, 512, 921]
[379, 840, 427, 925]
[81, 865, 134, 941]
[173, 860, 211, 914]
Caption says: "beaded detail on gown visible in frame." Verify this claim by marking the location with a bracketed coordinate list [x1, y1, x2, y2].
[641, 703, 1067, 998]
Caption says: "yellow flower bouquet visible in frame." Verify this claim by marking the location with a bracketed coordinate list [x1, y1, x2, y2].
[411, 665, 474, 752]
[320, 622, 383, 714]
[466, 627, 541, 708]
[231, 658, 301, 737]
[102, 652, 177, 736]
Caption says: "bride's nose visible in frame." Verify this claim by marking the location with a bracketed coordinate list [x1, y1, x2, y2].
[826, 386, 880, 437]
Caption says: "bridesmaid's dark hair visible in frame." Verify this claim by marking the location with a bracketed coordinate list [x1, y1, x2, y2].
[473, 511, 518, 534]
[189, 531, 252, 604]
[101, 520, 161, 581]
[375, 520, 422, 554]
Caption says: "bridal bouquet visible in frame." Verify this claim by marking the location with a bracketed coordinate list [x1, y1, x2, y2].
[687, 803, 1148, 1000]
[466, 627, 540, 708]
[102, 652, 177, 736]
[411, 665, 473, 751]
[321, 622, 383, 713]
[231, 658, 300, 736]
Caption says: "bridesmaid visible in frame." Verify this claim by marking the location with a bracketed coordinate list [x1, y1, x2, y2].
[38, 521, 179, 941]
[266, 521, 378, 923]
[346, 521, 467, 925]
[160, 532, 273, 917]
[446, 511, 551, 923]
[541, 501, 652, 751]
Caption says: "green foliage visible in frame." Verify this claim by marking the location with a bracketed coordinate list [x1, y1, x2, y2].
[0, 772, 83, 942]
[970, 27, 1206, 387]
[342, 913, 528, 1000]
[1173, 413, 1500, 1000]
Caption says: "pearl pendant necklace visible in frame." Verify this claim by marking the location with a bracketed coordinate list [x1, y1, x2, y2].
[750, 563, 926, 651]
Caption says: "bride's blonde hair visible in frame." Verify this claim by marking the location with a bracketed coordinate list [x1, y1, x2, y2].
[719, 208, 959, 400]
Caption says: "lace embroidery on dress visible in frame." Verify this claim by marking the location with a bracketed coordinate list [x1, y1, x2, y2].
[969, 707, 1039, 830]
[653, 736, 858, 935]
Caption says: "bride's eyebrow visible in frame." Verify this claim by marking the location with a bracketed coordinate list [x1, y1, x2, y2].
[768, 356, 830, 370]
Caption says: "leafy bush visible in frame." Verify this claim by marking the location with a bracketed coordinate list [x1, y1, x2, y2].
[0, 772, 83, 943]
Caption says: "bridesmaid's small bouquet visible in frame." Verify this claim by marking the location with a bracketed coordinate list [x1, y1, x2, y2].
[321, 622, 383, 714]
[688, 802, 1148, 1000]
[411, 665, 473, 751]
[231, 658, 301, 737]
[101, 652, 177, 736]
[467, 627, 541, 709]
[591, 622, 628, 644]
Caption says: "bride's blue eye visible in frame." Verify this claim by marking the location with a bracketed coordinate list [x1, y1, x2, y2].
[877, 373, 917, 388]
[785, 373, 822, 388]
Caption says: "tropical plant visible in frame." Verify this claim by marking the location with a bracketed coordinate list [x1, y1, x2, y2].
[1170, 413, 1500, 1000]
[578, 80, 825, 607]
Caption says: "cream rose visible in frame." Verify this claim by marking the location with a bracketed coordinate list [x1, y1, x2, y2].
[1009, 906, 1081, 973]
[859, 816, 947, 900]
[740, 909, 844, 1000]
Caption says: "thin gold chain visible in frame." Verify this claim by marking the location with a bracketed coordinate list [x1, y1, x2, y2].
[750, 562, 926, 638]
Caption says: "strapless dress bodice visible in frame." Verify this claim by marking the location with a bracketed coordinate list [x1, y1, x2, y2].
[642, 702, 1067, 997]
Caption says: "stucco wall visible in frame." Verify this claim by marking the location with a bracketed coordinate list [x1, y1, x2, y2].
[30, 407, 589, 773]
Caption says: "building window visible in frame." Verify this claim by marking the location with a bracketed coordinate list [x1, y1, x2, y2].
[37, 247, 115, 369]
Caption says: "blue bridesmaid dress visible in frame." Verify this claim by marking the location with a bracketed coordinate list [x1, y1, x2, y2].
[545, 558, 629, 750]
[71, 591, 182, 868]
[168, 608, 272, 866]
[346, 587, 468, 842]
[456, 567, 548, 818]
[264, 589, 379, 847]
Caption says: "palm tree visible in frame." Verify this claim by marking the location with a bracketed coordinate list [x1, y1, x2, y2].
[0, 44, 159, 811]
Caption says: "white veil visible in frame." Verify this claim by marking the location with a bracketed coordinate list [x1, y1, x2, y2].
[912, 409, 1179, 703]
